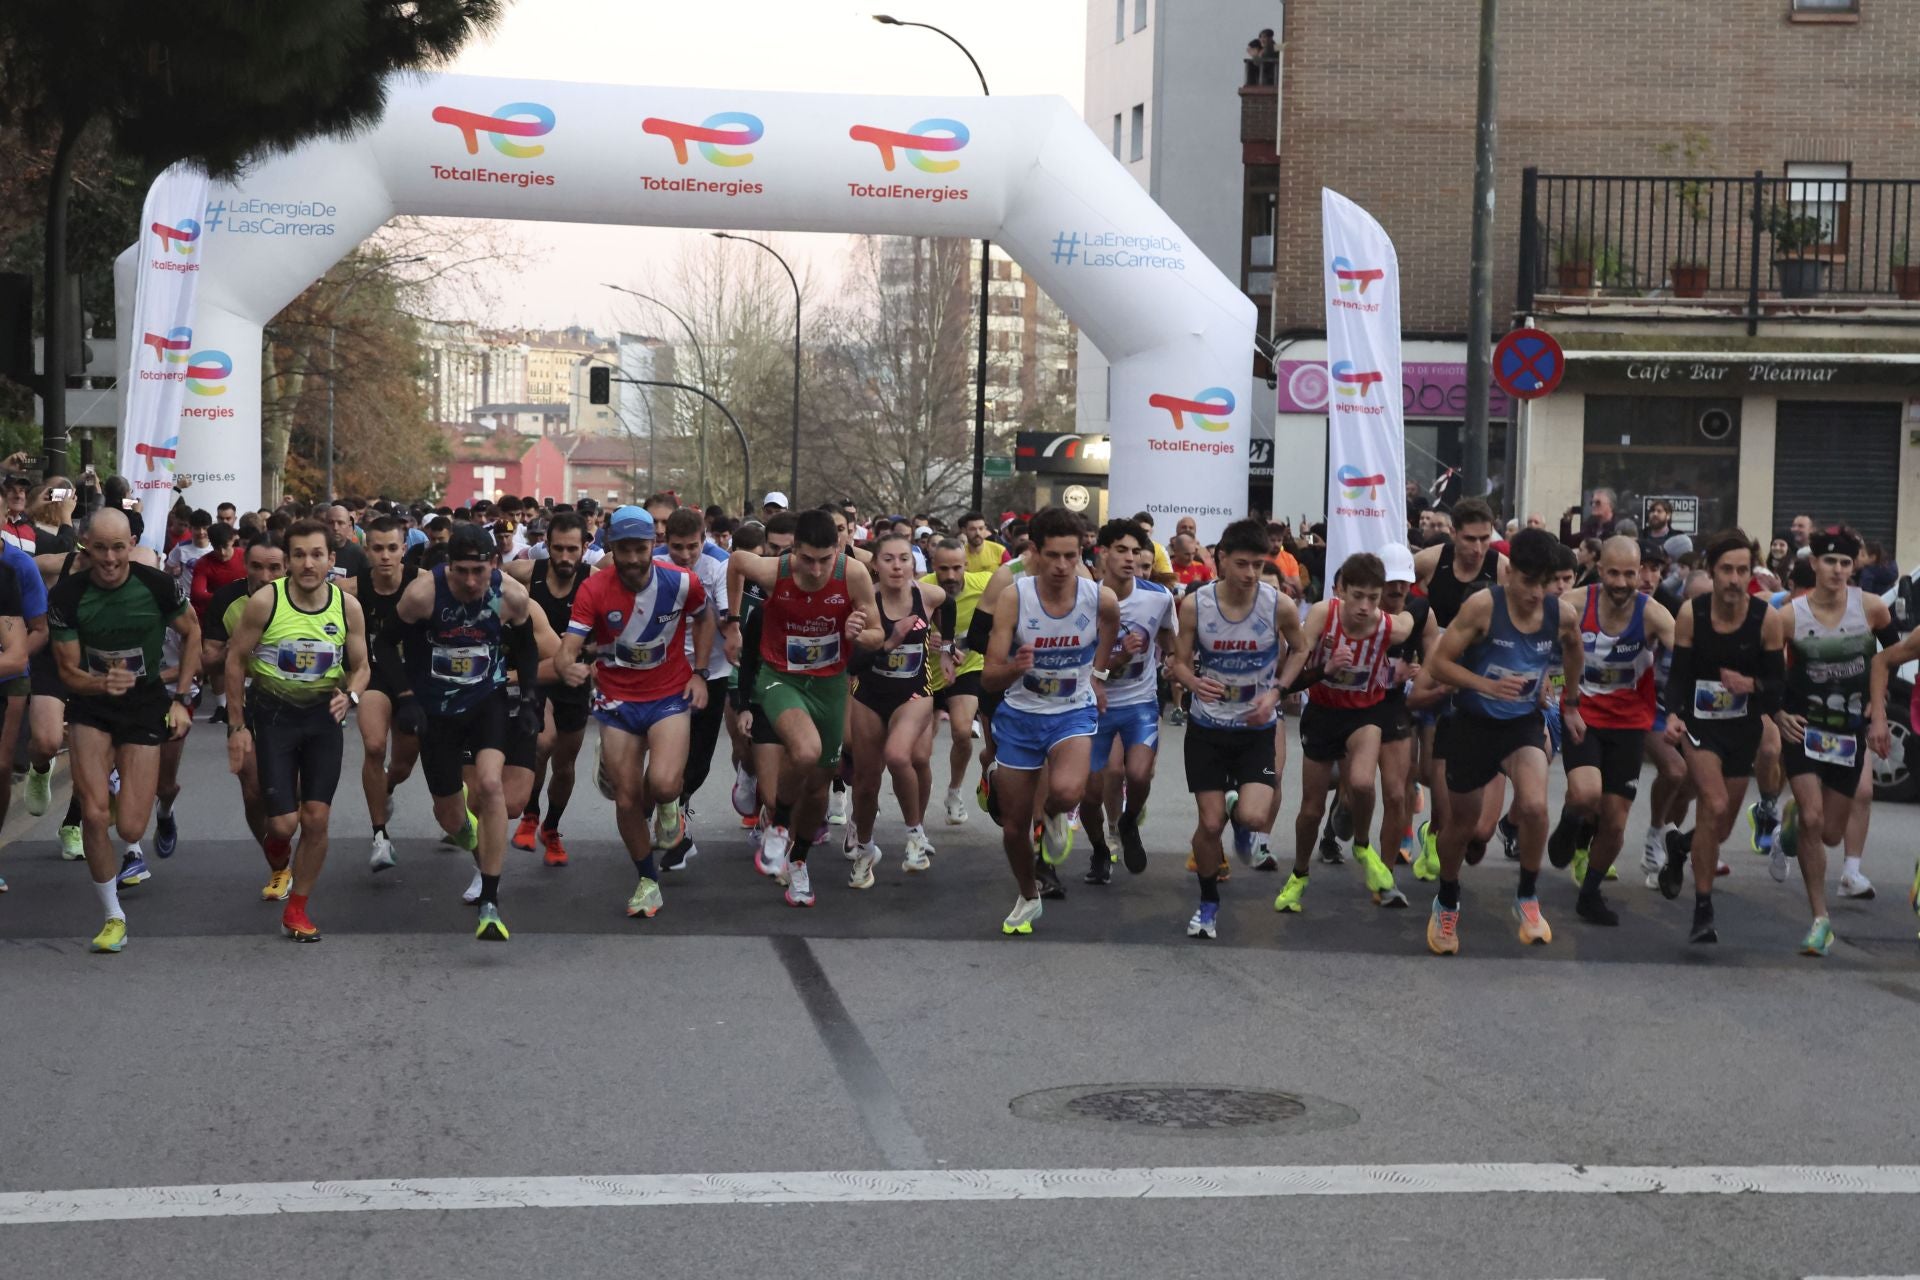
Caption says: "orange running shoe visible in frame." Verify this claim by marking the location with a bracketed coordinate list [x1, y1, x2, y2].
[741, 812, 760, 829]
[282, 899, 321, 943]
[511, 813, 540, 852]
[1512, 896, 1553, 946]
[1426, 899, 1461, 955]
[542, 829, 569, 867]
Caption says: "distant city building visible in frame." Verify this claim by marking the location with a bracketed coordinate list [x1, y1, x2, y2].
[420, 322, 529, 425]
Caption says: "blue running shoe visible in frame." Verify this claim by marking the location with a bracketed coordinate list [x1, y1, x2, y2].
[1186, 901, 1219, 939]
[155, 809, 178, 859]
[118, 850, 150, 888]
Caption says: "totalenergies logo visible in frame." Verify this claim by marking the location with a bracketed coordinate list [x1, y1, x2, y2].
[135, 435, 180, 474]
[1330, 361, 1384, 398]
[849, 118, 969, 173]
[184, 350, 231, 397]
[1147, 387, 1235, 432]
[641, 111, 763, 166]
[1331, 256, 1384, 295]
[142, 327, 193, 365]
[1337, 465, 1386, 499]
[431, 102, 556, 158]
[151, 218, 200, 256]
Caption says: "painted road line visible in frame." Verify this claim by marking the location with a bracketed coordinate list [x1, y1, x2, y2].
[6, 1164, 1920, 1227]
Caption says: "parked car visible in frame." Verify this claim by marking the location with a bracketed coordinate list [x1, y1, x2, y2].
[1875, 572, 1920, 802]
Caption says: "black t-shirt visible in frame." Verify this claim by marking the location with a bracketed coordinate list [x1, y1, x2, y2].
[330, 539, 369, 581]
[204, 578, 254, 645]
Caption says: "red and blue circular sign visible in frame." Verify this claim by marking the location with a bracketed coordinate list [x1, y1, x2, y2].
[1492, 327, 1564, 400]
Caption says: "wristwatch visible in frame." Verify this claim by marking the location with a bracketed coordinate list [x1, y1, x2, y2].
[172, 692, 194, 708]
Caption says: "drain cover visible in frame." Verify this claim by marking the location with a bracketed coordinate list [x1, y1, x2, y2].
[1011, 1084, 1356, 1135]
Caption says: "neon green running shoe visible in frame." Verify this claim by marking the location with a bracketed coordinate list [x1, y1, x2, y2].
[59, 824, 83, 861]
[1356, 845, 1394, 894]
[1798, 915, 1833, 958]
[1272, 871, 1308, 913]
[23, 765, 51, 817]
[1039, 810, 1074, 866]
[475, 902, 510, 941]
[626, 876, 663, 919]
[1412, 821, 1440, 881]
[90, 917, 127, 953]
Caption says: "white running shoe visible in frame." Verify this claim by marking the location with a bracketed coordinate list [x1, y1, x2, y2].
[827, 788, 850, 826]
[1641, 828, 1665, 877]
[1001, 894, 1042, 935]
[462, 869, 484, 904]
[759, 824, 792, 881]
[1040, 810, 1074, 865]
[785, 860, 815, 906]
[731, 764, 758, 817]
[843, 828, 861, 860]
[944, 793, 968, 825]
[1839, 869, 1876, 899]
[849, 843, 879, 889]
[369, 831, 396, 873]
[903, 828, 934, 872]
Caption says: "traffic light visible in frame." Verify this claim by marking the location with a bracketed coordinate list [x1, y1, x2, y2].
[589, 365, 610, 405]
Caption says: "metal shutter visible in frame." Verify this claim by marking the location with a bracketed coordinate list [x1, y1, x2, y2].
[1772, 401, 1901, 545]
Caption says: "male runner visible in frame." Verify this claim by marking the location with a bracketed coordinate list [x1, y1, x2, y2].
[48, 509, 199, 953]
[724, 514, 797, 837]
[557, 506, 711, 919]
[1410, 497, 1502, 881]
[1548, 536, 1675, 926]
[1423, 528, 1585, 954]
[1376, 545, 1436, 867]
[1770, 527, 1893, 956]
[223, 519, 369, 941]
[924, 537, 992, 825]
[983, 507, 1121, 935]
[1275, 550, 1414, 915]
[352, 516, 421, 871]
[1081, 518, 1175, 884]
[390, 523, 541, 941]
[1662, 529, 1787, 945]
[657, 505, 729, 871]
[203, 536, 289, 889]
[725, 509, 881, 906]
[0, 557, 30, 892]
[505, 511, 589, 866]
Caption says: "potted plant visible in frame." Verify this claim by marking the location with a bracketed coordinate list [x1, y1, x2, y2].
[1893, 239, 1920, 301]
[1767, 204, 1829, 298]
[1596, 245, 1639, 294]
[1553, 232, 1595, 293]
[1657, 134, 1713, 297]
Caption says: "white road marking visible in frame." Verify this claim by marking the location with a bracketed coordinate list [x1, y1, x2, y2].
[5, 1163, 1920, 1226]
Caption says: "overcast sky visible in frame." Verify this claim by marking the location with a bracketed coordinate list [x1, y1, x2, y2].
[443, 0, 1085, 331]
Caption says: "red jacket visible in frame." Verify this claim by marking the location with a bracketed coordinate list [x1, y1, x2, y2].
[190, 546, 246, 619]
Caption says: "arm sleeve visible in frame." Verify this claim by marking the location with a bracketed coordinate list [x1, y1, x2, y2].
[506, 618, 540, 693]
[937, 594, 957, 642]
[1755, 646, 1787, 716]
[733, 609, 764, 711]
[965, 605, 995, 653]
[1667, 644, 1697, 730]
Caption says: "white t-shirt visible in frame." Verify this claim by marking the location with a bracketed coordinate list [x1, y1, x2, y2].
[165, 541, 211, 588]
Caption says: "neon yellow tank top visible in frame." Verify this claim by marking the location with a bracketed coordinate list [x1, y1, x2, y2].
[248, 579, 346, 705]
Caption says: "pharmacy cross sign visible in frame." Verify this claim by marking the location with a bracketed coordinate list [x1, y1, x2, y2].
[1492, 327, 1564, 400]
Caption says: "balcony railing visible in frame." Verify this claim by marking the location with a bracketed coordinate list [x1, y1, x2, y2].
[1518, 168, 1920, 331]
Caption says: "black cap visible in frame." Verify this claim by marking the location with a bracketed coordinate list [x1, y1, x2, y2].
[446, 523, 496, 562]
[576, 498, 600, 515]
[2, 473, 30, 489]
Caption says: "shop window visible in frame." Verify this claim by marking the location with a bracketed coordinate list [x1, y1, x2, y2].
[1581, 395, 1743, 537]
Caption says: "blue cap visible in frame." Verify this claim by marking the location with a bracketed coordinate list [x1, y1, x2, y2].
[607, 505, 656, 543]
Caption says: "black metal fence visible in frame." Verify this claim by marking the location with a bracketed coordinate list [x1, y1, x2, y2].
[1518, 168, 1920, 328]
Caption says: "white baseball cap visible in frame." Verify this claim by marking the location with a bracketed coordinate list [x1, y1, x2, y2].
[1378, 542, 1417, 584]
[762, 491, 789, 509]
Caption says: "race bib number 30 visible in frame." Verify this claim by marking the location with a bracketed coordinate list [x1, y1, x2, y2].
[612, 637, 670, 669]
[786, 632, 841, 672]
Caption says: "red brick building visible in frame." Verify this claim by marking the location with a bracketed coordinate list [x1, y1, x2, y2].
[441, 425, 643, 507]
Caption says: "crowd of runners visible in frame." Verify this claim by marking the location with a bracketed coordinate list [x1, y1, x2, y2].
[3, 476, 1916, 958]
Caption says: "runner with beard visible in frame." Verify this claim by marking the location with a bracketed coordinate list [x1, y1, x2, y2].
[505, 511, 590, 867]
[349, 516, 420, 872]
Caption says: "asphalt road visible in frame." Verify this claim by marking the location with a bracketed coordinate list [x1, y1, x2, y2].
[4, 712, 1920, 1280]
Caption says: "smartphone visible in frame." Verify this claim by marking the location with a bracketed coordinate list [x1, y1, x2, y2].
[48, 488, 72, 502]
[121, 498, 139, 510]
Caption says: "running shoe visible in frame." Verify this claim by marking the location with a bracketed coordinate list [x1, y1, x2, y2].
[1168, 706, 1186, 726]
[511, 813, 539, 852]
[1641, 826, 1665, 877]
[1355, 846, 1407, 907]
[945, 793, 968, 825]
[1799, 915, 1833, 958]
[1689, 897, 1717, 944]
[1909, 858, 1920, 919]
[784, 861, 815, 907]
[756, 824, 792, 879]
[59, 824, 82, 861]
[369, 831, 397, 873]
[541, 829, 569, 868]
[1039, 810, 1074, 866]
[1747, 799, 1778, 854]
[1395, 831, 1415, 866]
[1657, 829, 1687, 900]
[741, 811, 760, 829]
[151, 805, 176, 856]
[117, 850, 149, 888]
[1249, 837, 1277, 872]
[1035, 860, 1067, 900]
[810, 823, 831, 847]
[90, 917, 127, 954]
[1716, 859, 1731, 877]
[626, 876, 663, 919]
[1569, 846, 1616, 886]
[462, 870, 484, 904]
[1575, 888, 1619, 927]
[1412, 820, 1440, 881]
[1117, 815, 1147, 875]
[1002, 894, 1042, 935]
[1503, 814, 1525, 863]
[1426, 897, 1461, 955]
[1512, 896, 1553, 945]
[651, 802, 683, 852]
[452, 809, 479, 854]
[1839, 869, 1875, 899]
[1186, 901, 1219, 939]
[849, 842, 880, 889]
[475, 902, 510, 941]
[1316, 828, 1344, 865]
[1773, 799, 1798, 883]
[731, 764, 759, 817]
[1329, 795, 1354, 842]
[902, 830, 933, 873]
[0, 875, 6, 893]
[23, 765, 50, 817]
[261, 867, 293, 901]
[282, 901, 321, 943]
[1083, 853, 1112, 885]
[1272, 872, 1308, 913]
[827, 787, 850, 826]
[659, 835, 699, 872]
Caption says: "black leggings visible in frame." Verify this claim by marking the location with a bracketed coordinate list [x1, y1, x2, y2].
[681, 676, 729, 804]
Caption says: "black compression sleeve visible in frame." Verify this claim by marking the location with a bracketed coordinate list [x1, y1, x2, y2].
[965, 606, 995, 653]
[506, 618, 539, 693]
[1667, 644, 1696, 728]
[937, 595, 957, 643]
[1755, 646, 1787, 716]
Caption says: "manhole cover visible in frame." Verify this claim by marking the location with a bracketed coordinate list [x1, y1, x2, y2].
[1011, 1084, 1357, 1136]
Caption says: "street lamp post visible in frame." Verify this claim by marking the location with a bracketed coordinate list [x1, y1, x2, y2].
[324, 253, 424, 503]
[607, 371, 751, 505]
[710, 232, 800, 505]
[874, 14, 991, 510]
[601, 283, 716, 504]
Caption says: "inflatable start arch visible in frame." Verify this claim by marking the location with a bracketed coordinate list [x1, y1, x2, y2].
[116, 74, 1255, 536]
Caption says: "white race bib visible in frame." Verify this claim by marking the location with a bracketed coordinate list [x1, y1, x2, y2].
[85, 646, 147, 678]
[273, 639, 338, 682]
[1693, 680, 1747, 720]
[431, 644, 491, 685]
[1803, 725, 1859, 767]
[786, 632, 841, 672]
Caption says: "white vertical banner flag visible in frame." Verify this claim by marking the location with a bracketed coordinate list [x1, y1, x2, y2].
[1320, 189, 1404, 573]
[121, 164, 210, 550]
